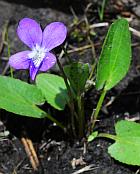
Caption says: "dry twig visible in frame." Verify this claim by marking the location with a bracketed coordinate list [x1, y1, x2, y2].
[21, 137, 39, 171]
[0, 21, 9, 54]
[71, 164, 99, 174]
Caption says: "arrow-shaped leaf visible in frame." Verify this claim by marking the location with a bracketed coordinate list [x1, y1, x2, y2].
[96, 18, 131, 90]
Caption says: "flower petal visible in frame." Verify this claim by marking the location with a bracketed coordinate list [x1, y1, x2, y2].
[29, 61, 39, 80]
[40, 52, 56, 71]
[9, 51, 31, 69]
[17, 18, 42, 48]
[42, 22, 67, 51]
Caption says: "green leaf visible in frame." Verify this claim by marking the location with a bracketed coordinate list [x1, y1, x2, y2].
[115, 120, 140, 137]
[108, 120, 140, 165]
[88, 131, 98, 142]
[0, 76, 45, 118]
[36, 73, 69, 110]
[96, 18, 131, 90]
[64, 62, 89, 95]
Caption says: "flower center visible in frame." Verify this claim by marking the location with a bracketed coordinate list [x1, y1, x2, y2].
[28, 44, 48, 68]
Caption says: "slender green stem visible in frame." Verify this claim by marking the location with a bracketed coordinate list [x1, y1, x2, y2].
[56, 56, 72, 99]
[45, 113, 65, 131]
[77, 95, 85, 138]
[62, 46, 73, 64]
[10, 68, 13, 78]
[91, 89, 107, 131]
[56, 56, 76, 137]
[98, 0, 107, 21]
[98, 133, 116, 141]
[88, 63, 96, 80]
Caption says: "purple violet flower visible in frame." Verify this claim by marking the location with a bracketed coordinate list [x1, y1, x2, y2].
[9, 18, 67, 80]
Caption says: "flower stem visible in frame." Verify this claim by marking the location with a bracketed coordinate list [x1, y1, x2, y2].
[90, 89, 107, 132]
[56, 56, 76, 137]
[62, 45, 73, 64]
